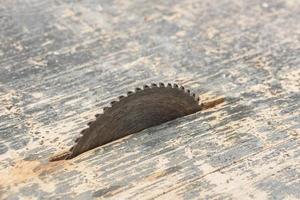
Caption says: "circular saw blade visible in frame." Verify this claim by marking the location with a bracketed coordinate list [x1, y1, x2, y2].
[51, 83, 202, 161]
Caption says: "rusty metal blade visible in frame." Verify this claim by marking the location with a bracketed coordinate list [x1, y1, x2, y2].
[50, 83, 201, 161]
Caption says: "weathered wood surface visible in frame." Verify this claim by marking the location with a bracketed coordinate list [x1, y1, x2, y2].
[0, 0, 299, 199]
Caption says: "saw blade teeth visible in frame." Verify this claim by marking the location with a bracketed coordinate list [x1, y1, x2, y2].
[135, 87, 142, 92]
[180, 86, 185, 90]
[80, 129, 86, 135]
[191, 93, 196, 98]
[167, 83, 172, 87]
[186, 89, 190, 94]
[110, 100, 117, 106]
[143, 85, 150, 89]
[151, 83, 158, 87]
[173, 83, 179, 88]
[95, 113, 100, 118]
[103, 106, 110, 112]
[196, 96, 200, 102]
[118, 95, 125, 100]
[127, 91, 133, 96]
[159, 82, 165, 87]
[87, 121, 93, 126]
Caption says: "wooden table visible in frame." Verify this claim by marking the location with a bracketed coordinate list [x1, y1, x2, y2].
[0, 0, 299, 199]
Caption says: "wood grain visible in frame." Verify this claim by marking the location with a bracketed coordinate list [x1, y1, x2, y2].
[0, 0, 299, 199]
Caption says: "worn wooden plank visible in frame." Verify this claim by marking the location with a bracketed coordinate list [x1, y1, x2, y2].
[0, 0, 299, 199]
